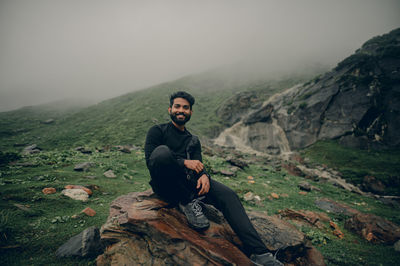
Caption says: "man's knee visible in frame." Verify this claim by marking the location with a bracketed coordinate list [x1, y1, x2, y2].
[149, 145, 174, 167]
[210, 181, 240, 205]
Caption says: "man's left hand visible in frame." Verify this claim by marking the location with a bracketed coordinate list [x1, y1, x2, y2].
[197, 174, 210, 196]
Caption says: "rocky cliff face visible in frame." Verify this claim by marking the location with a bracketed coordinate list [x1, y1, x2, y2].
[215, 28, 400, 154]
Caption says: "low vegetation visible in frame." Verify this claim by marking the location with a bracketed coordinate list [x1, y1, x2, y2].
[1, 146, 400, 265]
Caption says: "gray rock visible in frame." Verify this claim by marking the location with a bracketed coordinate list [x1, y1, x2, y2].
[298, 181, 312, 192]
[56, 226, 103, 258]
[103, 170, 116, 178]
[74, 162, 95, 172]
[62, 189, 89, 201]
[394, 240, 400, 252]
[21, 144, 41, 155]
[41, 119, 55, 124]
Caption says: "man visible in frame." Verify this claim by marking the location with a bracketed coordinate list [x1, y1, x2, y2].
[145, 91, 283, 266]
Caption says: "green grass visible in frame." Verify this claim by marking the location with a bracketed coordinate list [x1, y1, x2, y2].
[301, 140, 400, 195]
[1, 147, 400, 265]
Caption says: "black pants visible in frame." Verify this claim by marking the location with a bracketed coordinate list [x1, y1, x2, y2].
[148, 145, 268, 255]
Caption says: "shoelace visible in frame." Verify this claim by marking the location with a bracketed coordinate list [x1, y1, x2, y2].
[190, 200, 203, 217]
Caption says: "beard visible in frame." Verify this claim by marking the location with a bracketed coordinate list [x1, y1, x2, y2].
[170, 112, 191, 125]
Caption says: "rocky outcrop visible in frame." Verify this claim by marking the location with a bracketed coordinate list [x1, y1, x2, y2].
[97, 190, 325, 265]
[215, 28, 400, 154]
[216, 91, 261, 126]
[345, 213, 400, 244]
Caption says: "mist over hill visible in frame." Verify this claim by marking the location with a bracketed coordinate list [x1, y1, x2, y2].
[0, 66, 322, 152]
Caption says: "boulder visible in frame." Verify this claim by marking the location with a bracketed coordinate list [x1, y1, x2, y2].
[315, 198, 360, 217]
[75, 147, 92, 154]
[65, 185, 93, 195]
[74, 162, 95, 172]
[56, 226, 103, 258]
[21, 144, 41, 155]
[103, 170, 116, 178]
[97, 190, 325, 265]
[226, 157, 249, 169]
[279, 209, 330, 230]
[344, 213, 400, 244]
[282, 163, 305, 177]
[61, 188, 89, 202]
[42, 187, 56, 194]
[362, 175, 386, 194]
[298, 181, 312, 192]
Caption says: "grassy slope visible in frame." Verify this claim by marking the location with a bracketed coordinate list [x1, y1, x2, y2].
[0, 72, 308, 152]
[1, 149, 400, 265]
[301, 140, 400, 195]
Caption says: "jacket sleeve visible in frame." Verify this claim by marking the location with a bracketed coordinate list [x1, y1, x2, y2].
[190, 138, 211, 180]
[144, 125, 163, 168]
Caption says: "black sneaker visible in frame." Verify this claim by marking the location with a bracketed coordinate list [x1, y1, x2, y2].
[250, 252, 283, 266]
[179, 198, 210, 230]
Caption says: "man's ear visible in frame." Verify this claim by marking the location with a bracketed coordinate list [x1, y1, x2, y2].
[168, 107, 171, 114]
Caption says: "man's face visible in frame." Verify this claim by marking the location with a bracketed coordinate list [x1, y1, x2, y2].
[168, 97, 192, 126]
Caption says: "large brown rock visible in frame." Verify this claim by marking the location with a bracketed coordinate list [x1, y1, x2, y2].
[344, 213, 400, 244]
[97, 190, 325, 265]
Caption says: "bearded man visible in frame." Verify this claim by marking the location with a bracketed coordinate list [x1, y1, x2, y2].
[144, 91, 283, 266]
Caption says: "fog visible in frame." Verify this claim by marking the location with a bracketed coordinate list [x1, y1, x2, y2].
[1, 0, 399, 112]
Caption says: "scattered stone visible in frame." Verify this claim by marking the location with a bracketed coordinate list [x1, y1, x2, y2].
[75, 147, 92, 154]
[56, 226, 103, 258]
[41, 119, 55, 124]
[14, 162, 38, 167]
[220, 170, 235, 176]
[394, 240, 400, 252]
[281, 193, 289, 198]
[362, 175, 386, 194]
[271, 193, 279, 199]
[376, 195, 400, 209]
[282, 163, 304, 177]
[65, 185, 93, 196]
[247, 176, 254, 180]
[74, 162, 95, 172]
[311, 186, 322, 192]
[21, 144, 41, 155]
[254, 195, 262, 202]
[13, 203, 30, 212]
[42, 187, 56, 194]
[344, 213, 400, 244]
[62, 189, 89, 202]
[82, 207, 96, 217]
[304, 247, 326, 266]
[226, 157, 249, 169]
[248, 180, 255, 184]
[330, 221, 344, 239]
[298, 181, 312, 192]
[315, 198, 359, 216]
[299, 191, 308, 196]
[84, 175, 97, 180]
[113, 145, 132, 153]
[103, 170, 116, 178]
[279, 209, 330, 230]
[244, 192, 254, 201]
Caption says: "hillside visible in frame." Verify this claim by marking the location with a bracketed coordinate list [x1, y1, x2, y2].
[0, 71, 315, 152]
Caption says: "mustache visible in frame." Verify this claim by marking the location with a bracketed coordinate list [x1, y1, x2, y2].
[172, 112, 188, 117]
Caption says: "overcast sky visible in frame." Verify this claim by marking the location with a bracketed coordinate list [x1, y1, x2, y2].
[1, 0, 399, 111]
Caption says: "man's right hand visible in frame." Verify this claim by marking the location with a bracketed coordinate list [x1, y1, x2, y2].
[184, 160, 204, 173]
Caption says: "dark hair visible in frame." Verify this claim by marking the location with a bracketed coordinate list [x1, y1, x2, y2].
[169, 91, 195, 109]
